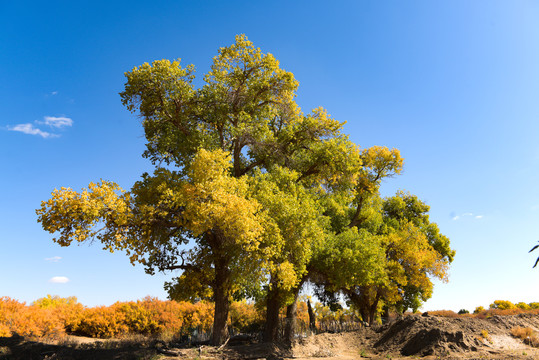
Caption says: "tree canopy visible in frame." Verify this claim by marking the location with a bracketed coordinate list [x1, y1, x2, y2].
[37, 34, 454, 344]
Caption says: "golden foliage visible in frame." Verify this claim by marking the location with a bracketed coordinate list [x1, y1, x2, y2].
[1, 296, 268, 339]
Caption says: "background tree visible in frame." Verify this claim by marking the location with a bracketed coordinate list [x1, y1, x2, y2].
[311, 190, 454, 324]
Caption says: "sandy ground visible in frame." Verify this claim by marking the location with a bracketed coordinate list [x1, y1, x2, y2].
[3, 313, 539, 359]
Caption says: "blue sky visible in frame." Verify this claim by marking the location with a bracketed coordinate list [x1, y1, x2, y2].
[2, 0, 539, 312]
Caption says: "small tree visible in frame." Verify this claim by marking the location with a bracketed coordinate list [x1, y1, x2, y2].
[474, 306, 485, 314]
[489, 300, 516, 310]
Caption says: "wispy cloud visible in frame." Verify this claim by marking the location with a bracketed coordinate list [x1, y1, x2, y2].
[49, 276, 69, 284]
[45, 256, 62, 262]
[44, 91, 58, 98]
[42, 116, 73, 128]
[452, 212, 484, 221]
[7, 115, 73, 138]
[8, 123, 56, 138]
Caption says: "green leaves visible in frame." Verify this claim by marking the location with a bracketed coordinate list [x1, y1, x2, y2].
[37, 34, 454, 338]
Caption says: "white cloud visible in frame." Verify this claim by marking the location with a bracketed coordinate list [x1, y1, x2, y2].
[8, 123, 56, 138]
[43, 116, 73, 128]
[51, 91, 58, 95]
[45, 256, 62, 262]
[49, 276, 69, 284]
[7, 115, 73, 138]
[452, 212, 484, 221]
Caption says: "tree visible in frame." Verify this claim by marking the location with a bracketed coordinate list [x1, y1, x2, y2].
[489, 300, 516, 310]
[37, 34, 454, 344]
[311, 192, 454, 324]
[37, 35, 363, 344]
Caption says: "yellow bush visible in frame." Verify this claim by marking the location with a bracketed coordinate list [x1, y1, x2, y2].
[229, 300, 263, 333]
[489, 300, 516, 310]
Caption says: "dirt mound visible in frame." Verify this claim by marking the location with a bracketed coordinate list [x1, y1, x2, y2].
[373, 313, 539, 357]
[290, 313, 539, 359]
[373, 315, 482, 356]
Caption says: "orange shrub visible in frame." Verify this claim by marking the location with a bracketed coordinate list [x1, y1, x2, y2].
[73, 305, 129, 338]
[0, 297, 67, 339]
[511, 326, 539, 347]
[68, 298, 216, 338]
[512, 326, 534, 339]
[424, 310, 459, 318]
[229, 300, 263, 333]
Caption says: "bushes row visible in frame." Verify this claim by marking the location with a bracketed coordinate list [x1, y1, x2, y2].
[0, 295, 353, 340]
[0, 296, 216, 339]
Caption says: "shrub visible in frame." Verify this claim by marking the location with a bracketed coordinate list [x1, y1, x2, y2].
[516, 302, 531, 310]
[489, 300, 516, 310]
[229, 300, 263, 333]
[511, 326, 539, 347]
[458, 309, 469, 315]
[473, 306, 485, 314]
[479, 329, 492, 344]
[71, 299, 215, 338]
[425, 310, 459, 318]
[0, 296, 77, 339]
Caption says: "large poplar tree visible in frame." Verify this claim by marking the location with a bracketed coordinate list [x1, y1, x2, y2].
[37, 35, 454, 344]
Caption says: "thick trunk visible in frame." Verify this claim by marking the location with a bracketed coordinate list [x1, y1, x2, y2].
[210, 256, 230, 345]
[263, 285, 281, 343]
[368, 294, 380, 325]
[368, 303, 376, 325]
[283, 294, 298, 346]
[360, 307, 369, 325]
[347, 289, 373, 325]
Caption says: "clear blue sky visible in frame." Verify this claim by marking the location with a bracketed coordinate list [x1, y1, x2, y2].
[2, 0, 539, 312]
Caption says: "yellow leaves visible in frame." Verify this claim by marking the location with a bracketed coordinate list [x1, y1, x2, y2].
[181, 149, 263, 247]
[361, 146, 404, 184]
[36, 181, 132, 249]
[274, 261, 298, 291]
[383, 222, 450, 292]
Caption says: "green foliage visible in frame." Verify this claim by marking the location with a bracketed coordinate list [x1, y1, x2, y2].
[36, 34, 455, 342]
[516, 302, 531, 310]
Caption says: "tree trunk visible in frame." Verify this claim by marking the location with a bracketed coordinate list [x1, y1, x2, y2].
[283, 294, 298, 346]
[210, 256, 230, 345]
[368, 296, 379, 325]
[263, 280, 281, 343]
[382, 305, 389, 324]
[307, 299, 316, 332]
